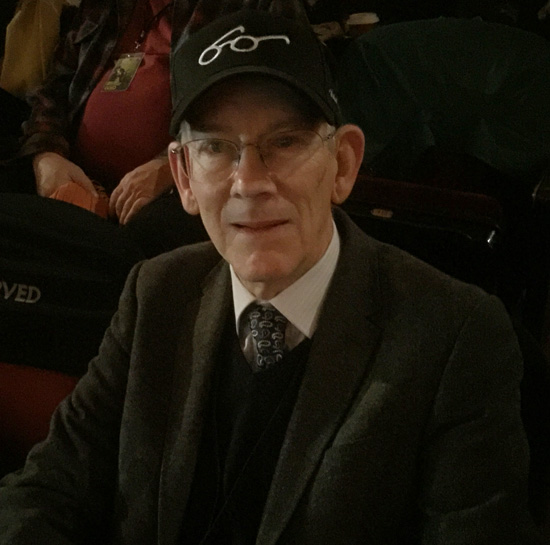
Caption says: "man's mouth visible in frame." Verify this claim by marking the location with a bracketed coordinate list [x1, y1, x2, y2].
[233, 220, 288, 232]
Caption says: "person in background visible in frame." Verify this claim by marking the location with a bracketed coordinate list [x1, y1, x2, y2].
[0, 0, 212, 256]
[20, 0, 178, 225]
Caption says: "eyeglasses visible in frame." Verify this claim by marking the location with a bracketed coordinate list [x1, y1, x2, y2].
[171, 128, 335, 183]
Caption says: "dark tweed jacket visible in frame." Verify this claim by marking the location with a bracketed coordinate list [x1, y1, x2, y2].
[0, 209, 545, 544]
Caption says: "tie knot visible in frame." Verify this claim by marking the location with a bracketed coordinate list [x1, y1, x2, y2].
[244, 303, 288, 372]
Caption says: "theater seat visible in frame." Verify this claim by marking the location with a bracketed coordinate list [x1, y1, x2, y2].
[0, 361, 78, 476]
[341, 171, 505, 294]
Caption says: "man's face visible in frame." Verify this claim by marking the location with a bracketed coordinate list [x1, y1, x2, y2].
[170, 78, 361, 299]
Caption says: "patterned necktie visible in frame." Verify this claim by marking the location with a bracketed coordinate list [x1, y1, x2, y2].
[244, 303, 288, 372]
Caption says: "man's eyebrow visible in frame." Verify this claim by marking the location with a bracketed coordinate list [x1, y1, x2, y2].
[267, 118, 315, 132]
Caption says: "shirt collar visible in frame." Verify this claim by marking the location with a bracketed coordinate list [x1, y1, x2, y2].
[231, 219, 340, 338]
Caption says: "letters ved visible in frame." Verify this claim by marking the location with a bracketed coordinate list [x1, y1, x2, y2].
[0, 280, 41, 303]
[199, 26, 290, 66]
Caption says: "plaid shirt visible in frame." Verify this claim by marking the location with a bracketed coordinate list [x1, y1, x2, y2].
[19, 0, 324, 158]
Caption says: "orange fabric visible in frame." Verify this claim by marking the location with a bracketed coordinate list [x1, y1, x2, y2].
[49, 181, 110, 218]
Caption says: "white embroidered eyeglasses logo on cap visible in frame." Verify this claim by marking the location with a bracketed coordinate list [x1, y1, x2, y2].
[199, 25, 290, 66]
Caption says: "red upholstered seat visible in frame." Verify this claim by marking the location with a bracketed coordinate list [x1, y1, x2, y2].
[0, 361, 78, 473]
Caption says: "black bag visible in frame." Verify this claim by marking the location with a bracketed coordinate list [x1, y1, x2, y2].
[0, 195, 146, 376]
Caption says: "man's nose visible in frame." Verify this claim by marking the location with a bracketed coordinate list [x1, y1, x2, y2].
[231, 145, 273, 194]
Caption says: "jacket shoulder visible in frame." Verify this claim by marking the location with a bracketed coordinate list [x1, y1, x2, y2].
[133, 241, 223, 301]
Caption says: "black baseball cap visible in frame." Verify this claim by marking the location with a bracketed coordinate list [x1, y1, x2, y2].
[170, 9, 342, 136]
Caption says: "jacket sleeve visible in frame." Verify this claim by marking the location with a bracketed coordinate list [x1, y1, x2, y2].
[419, 294, 549, 544]
[0, 261, 143, 545]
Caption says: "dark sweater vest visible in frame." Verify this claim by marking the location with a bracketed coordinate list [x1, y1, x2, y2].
[180, 318, 311, 544]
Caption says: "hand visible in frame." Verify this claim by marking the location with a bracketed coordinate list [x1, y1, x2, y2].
[109, 156, 174, 225]
[33, 152, 98, 198]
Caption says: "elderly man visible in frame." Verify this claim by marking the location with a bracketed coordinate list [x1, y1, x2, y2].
[0, 8, 546, 545]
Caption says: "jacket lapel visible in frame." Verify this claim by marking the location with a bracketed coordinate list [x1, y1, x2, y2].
[258, 212, 384, 545]
[158, 260, 232, 545]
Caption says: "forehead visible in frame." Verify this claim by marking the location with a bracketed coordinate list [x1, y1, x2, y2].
[182, 75, 324, 132]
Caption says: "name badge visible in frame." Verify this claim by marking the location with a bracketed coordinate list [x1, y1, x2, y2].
[103, 52, 145, 92]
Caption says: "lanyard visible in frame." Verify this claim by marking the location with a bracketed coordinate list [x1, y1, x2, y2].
[134, 0, 174, 50]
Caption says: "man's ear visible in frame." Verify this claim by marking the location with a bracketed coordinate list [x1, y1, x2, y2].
[168, 141, 200, 215]
[330, 124, 365, 205]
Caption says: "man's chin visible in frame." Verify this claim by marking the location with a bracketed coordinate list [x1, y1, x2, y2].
[234, 252, 296, 298]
